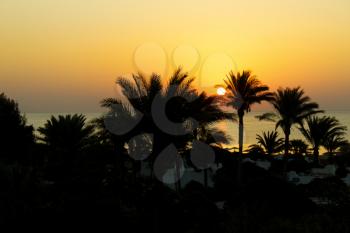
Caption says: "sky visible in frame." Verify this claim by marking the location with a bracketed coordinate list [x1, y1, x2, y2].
[0, 0, 350, 112]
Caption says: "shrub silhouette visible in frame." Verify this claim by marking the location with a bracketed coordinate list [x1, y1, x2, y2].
[0, 93, 34, 164]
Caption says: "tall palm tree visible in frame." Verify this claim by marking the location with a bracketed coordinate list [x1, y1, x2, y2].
[257, 87, 322, 156]
[38, 114, 94, 153]
[299, 116, 347, 163]
[102, 68, 232, 190]
[256, 131, 284, 156]
[224, 70, 273, 157]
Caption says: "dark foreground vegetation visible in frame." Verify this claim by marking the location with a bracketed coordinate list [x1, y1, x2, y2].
[1, 69, 350, 232]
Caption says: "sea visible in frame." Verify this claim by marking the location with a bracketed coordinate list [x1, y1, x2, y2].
[25, 111, 350, 150]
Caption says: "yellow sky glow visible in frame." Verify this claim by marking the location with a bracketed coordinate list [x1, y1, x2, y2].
[0, 0, 350, 112]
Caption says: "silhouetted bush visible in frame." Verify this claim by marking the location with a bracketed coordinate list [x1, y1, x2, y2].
[0, 93, 34, 164]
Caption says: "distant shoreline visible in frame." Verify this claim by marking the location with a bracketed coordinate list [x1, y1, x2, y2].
[26, 111, 350, 152]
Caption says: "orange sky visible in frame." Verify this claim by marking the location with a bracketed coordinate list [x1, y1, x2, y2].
[1, 0, 350, 112]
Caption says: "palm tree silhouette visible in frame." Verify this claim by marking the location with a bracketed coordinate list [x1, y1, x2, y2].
[256, 131, 284, 156]
[323, 134, 349, 156]
[102, 68, 232, 190]
[102, 69, 189, 158]
[90, 116, 129, 154]
[38, 114, 94, 153]
[257, 87, 322, 156]
[195, 127, 231, 147]
[299, 116, 347, 163]
[224, 70, 273, 157]
[193, 126, 232, 188]
[224, 71, 273, 184]
[246, 144, 265, 156]
[289, 139, 309, 156]
[89, 116, 136, 181]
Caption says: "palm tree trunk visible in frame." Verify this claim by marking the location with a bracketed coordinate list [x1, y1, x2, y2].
[153, 207, 159, 233]
[237, 111, 244, 185]
[116, 141, 127, 181]
[284, 132, 290, 157]
[151, 134, 167, 181]
[175, 155, 182, 192]
[238, 112, 244, 156]
[204, 169, 208, 189]
[283, 130, 290, 179]
[313, 147, 320, 164]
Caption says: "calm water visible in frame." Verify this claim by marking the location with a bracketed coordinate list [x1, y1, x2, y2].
[26, 111, 350, 148]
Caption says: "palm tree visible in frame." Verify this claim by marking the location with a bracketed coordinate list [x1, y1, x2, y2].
[193, 126, 232, 188]
[38, 114, 95, 187]
[38, 114, 94, 153]
[246, 144, 265, 156]
[289, 139, 309, 156]
[195, 127, 231, 147]
[224, 71, 273, 184]
[323, 135, 349, 155]
[224, 70, 273, 156]
[257, 87, 322, 156]
[102, 68, 232, 190]
[256, 131, 284, 156]
[89, 116, 136, 181]
[102, 70, 179, 158]
[299, 116, 347, 163]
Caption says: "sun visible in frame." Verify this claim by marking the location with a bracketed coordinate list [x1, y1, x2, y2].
[216, 87, 226, 96]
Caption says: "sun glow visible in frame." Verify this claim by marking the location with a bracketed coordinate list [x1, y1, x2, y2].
[216, 87, 226, 96]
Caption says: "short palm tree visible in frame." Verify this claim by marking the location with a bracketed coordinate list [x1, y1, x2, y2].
[256, 131, 284, 156]
[193, 124, 232, 148]
[289, 139, 309, 156]
[257, 87, 322, 156]
[299, 116, 347, 163]
[323, 135, 349, 155]
[246, 144, 265, 156]
[38, 114, 94, 153]
[192, 126, 232, 188]
[224, 71, 273, 156]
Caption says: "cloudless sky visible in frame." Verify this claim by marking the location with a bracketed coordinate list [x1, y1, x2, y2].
[1, 0, 350, 112]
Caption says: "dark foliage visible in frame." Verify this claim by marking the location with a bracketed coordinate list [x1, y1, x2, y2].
[1, 89, 350, 232]
[0, 93, 34, 163]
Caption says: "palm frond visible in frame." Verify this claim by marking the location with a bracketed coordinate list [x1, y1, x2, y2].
[255, 112, 278, 122]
